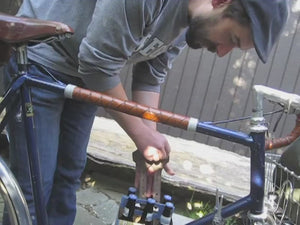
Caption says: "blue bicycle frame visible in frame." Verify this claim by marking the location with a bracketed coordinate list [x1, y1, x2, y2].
[0, 71, 67, 225]
[0, 47, 267, 225]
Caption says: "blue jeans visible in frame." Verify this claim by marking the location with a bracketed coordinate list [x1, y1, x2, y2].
[4, 56, 97, 225]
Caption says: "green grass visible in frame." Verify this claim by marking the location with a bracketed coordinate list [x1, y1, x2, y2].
[182, 191, 240, 225]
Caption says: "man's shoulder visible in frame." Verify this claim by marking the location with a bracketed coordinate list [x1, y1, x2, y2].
[127, 0, 167, 19]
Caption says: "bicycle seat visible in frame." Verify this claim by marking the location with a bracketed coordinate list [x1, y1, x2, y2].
[0, 13, 74, 44]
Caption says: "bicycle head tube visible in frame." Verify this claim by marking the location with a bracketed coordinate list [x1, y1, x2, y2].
[250, 85, 268, 133]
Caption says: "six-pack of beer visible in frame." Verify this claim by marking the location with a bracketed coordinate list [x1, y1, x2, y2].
[113, 187, 174, 225]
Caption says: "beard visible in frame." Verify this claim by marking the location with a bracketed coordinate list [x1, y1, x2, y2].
[185, 16, 218, 53]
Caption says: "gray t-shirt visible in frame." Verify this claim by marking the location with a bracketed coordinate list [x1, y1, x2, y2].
[18, 0, 189, 92]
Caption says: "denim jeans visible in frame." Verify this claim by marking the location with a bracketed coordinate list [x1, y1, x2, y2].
[4, 56, 97, 225]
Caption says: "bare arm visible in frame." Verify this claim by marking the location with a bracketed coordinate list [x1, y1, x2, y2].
[132, 90, 159, 129]
[103, 84, 173, 166]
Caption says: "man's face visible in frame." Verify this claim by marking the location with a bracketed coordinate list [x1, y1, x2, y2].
[186, 15, 253, 57]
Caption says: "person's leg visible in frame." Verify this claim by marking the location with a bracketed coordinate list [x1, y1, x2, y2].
[47, 98, 97, 225]
[3, 57, 65, 225]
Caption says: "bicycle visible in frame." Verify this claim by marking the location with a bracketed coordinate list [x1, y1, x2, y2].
[0, 12, 299, 225]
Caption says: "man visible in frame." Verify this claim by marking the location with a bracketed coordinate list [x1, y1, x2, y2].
[4, 0, 289, 224]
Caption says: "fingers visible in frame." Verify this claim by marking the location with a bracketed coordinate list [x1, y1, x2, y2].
[143, 146, 174, 175]
[137, 129, 170, 162]
[143, 146, 163, 162]
[163, 163, 175, 176]
[143, 146, 170, 164]
[146, 161, 164, 174]
[164, 139, 171, 155]
[161, 140, 171, 159]
[146, 161, 175, 176]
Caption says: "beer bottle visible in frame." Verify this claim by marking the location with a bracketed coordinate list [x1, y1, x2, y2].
[127, 186, 137, 195]
[121, 194, 137, 221]
[163, 195, 172, 203]
[159, 202, 174, 225]
[139, 198, 155, 224]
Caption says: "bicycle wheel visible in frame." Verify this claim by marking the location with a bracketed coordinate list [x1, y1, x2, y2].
[0, 157, 32, 225]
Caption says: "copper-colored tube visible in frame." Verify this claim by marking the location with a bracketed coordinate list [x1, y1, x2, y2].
[72, 87, 190, 130]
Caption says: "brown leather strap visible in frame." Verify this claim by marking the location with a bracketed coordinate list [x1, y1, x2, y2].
[0, 13, 73, 44]
[72, 87, 191, 130]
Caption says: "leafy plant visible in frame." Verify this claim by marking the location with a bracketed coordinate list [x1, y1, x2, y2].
[185, 199, 214, 219]
[183, 191, 240, 224]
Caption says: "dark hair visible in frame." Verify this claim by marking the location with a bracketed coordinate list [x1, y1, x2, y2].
[222, 0, 250, 26]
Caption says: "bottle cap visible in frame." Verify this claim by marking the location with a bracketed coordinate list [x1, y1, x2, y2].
[165, 202, 174, 208]
[128, 194, 137, 201]
[147, 198, 156, 205]
[163, 194, 172, 202]
[128, 187, 137, 195]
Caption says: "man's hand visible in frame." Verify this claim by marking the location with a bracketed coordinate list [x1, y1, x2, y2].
[133, 145, 174, 198]
[134, 124, 176, 175]
[132, 125, 175, 198]
[134, 126, 171, 167]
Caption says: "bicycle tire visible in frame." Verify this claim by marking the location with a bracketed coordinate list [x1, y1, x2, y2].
[0, 157, 32, 225]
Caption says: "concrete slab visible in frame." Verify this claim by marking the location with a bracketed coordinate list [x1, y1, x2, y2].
[87, 117, 251, 201]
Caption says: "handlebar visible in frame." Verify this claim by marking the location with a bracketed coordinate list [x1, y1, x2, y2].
[252, 85, 300, 116]
[265, 114, 300, 150]
[252, 85, 300, 150]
